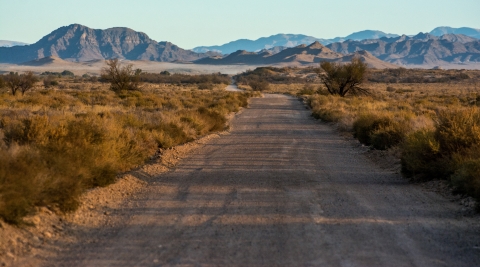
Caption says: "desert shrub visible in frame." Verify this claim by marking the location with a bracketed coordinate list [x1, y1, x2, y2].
[435, 108, 480, 155]
[197, 107, 227, 132]
[309, 95, 346, 122]
[312, 109, 344, 122]
[353, 114, 391, 146]
[370, 120, 409, 150]
[101, 59, 141, 92]
[3, 116, 51, 146]
[151, 122, 191, 148]
[318, 58, 368, 97]
[249, 80, 270, 91]
[401, 129, 442, 180]
[451, 147, 480, 201]
[0, 147, 45, 224]
[198, 82, 214, 90]
[43, 75, 59, 88]
[297, 84, 317, 96]
[353, 113, 409, 150]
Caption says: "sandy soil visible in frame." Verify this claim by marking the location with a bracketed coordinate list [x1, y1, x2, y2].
[37, 94, 479, 267]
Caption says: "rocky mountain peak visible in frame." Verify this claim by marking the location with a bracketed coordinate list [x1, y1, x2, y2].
[0, 24, 216, 63]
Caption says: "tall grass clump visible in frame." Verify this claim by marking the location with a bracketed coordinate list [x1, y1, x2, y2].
[0, 86, 254, 224]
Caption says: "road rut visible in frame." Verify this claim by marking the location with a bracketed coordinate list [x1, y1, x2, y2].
[51, 94, 480, 267]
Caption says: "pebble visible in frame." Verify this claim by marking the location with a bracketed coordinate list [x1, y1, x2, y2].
[44, 232, 52, 238]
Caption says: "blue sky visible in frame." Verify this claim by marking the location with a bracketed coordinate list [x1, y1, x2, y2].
[0, 0, 478, 49]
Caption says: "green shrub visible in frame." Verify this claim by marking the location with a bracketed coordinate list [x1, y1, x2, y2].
[435, 108, 480, 155]
[401, 129, 442, 180]
[452, 160, 480, 198]
[353, 114, 391, 146]
[370, 120, 409, 150]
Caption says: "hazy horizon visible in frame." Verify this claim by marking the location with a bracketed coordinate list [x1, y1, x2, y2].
[0, 0, 479, 49]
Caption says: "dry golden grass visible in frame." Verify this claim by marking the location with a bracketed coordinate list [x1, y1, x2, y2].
[0, 81, 255, 224]
[308, 80, 480, 205]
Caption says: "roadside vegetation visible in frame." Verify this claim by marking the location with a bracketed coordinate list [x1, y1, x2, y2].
[237, 63, 480, 206]
[0, 66, 254, 224]
[309, 66, 480, 205]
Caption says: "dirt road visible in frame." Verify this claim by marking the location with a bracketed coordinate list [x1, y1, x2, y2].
[51, 94, 480, 266]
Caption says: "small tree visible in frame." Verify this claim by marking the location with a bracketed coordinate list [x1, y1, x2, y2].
[19, 71, 39, 95]
[318, 58, 368, 97]
[101, 58, 141, 92]
[5, 72, 21, 96]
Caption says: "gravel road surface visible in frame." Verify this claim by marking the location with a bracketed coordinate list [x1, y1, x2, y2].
[51, 94, 480, 267]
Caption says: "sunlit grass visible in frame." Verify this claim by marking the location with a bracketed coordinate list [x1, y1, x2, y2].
[0, 83, 255, 224]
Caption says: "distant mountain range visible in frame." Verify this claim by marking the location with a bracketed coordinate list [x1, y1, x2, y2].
[0, 24, 479, 69]
[196, 41, 398, 69]
[0, 24, 219, 64]
[193, 27, 480, 55]
[326, 32, 480, 66]
[193, 30, 400, 54]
